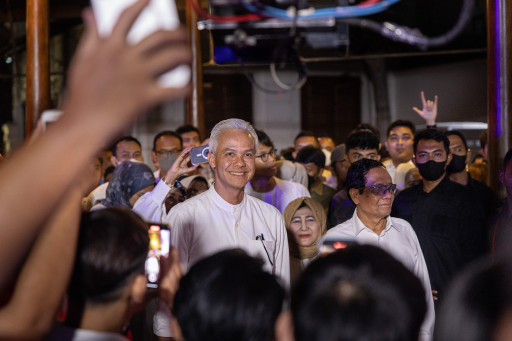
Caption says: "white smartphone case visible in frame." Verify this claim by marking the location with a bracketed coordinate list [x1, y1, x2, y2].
[91, 0, 191, 88]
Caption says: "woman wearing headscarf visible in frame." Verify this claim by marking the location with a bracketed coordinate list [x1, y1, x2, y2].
[283, 197, 326, 287]
[104, 161, 156, 208]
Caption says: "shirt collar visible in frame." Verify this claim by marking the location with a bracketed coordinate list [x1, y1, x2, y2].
[209, 186, 246, 213]
[351, 208, 400, 236]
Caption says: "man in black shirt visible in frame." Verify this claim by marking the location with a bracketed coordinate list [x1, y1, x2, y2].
[391, 129, 487, 304]
[445, 130, 500, 226]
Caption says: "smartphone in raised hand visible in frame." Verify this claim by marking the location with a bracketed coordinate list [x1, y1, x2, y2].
[146, 222, 171, 288]
[90, 0, 191, 88]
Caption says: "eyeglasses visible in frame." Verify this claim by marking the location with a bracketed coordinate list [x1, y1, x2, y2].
[364, 184, 397, 196]
[255, 149, 276, 162]
[155, 148, 181, 157]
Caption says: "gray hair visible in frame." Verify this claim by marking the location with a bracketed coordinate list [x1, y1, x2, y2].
[209, 119, 259, 155]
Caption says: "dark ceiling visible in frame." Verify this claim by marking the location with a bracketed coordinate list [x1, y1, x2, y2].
[0, 0, 487, 63]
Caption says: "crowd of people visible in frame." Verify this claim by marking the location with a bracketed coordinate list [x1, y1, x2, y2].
[1, 0, 512, 340]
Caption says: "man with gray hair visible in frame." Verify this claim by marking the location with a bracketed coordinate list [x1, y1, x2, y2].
[135, 119, 289, 338]
[135, 118, 290, 283]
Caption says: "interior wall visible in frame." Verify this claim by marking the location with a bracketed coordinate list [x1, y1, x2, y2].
[252, 71, 301, 153]
[388, 58, 487, 126]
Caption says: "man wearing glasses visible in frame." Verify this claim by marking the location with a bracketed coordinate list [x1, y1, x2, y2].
[326, 158, 435, 341]
[150, 130, 183, 181]
[245, 129, 310, 213]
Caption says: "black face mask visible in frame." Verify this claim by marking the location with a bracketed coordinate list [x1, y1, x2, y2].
[417, 160, 447, 181]
[446, 154, 466, 173]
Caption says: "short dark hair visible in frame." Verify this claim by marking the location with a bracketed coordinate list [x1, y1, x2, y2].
[255, 129, 275, 149]
[346, 158, 385, 201]
[294, 131, 318, 144]
[173, 249, 285, 341]
[152, 130, 182, 151]
[176, 124, 200, 138]
[446, 130, 468, 151]
[291, 245, 426, 341]
[386, 120, 416, 138]
[413, 129, 450, 155]
[69, 208, 148, 304]
[111, 136, 142, 155]
[503, 148, 512, 171]
[346, 131, 380, 153]
[355, 123, 381, 141]
[296, 146, 326, 168]
[435, 258, 511, 341]
[104, 165, 115, 179]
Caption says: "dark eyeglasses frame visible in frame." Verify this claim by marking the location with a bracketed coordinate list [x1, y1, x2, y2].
[255, 149, 277, 162]
[364, 184, 397, 196]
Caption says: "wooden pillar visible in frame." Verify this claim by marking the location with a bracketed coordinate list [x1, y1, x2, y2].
[186, 0, 205, 138]
[486, 0, 512, 194]
[26, 0, 51, 138]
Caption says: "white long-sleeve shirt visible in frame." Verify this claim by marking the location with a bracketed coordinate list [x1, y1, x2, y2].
[326, 210, 435, 341]
[245, 177, 310, 213]
[134, 184, 290, 287]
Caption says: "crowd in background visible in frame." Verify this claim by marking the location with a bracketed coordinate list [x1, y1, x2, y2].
[1, 1, 512, 340]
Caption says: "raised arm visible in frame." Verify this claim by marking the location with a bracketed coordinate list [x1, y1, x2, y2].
[0, 171, 96, 339]
[412, 91, 438, 126]
[133, 147, 198, 222]
[0, 0, 191, 287]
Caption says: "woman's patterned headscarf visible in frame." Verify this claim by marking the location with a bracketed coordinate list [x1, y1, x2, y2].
[105, 161, 155, 208]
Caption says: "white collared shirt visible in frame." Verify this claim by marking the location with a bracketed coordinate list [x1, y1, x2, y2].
[383, 159, 416, 190]
[135, 184, 290, 287]
[245, 177, 310, 213]
[167, 186, 290, 286]
[326, 209, 435, 341]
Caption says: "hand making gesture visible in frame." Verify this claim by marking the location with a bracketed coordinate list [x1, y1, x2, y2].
[413, 91, 438, 126]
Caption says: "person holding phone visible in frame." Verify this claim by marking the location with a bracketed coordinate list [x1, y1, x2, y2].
[0, 0, 191, 289]
[44, 208, 182, 341]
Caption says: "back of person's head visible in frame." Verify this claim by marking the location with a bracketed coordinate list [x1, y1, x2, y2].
[69, 207, 149, 304]
[436, 257, 512, 341]
[291, 245, 426, 341]
[354, 123, 381, 141]
[256, 129, 275, 149]
[413, 129, 450, 155]
[386, 120, 416, 137]
[345, 131, 380, 153]
[296, 145, 326, 168]
[152, 130, 182, 151]
[173, 249, 285, 341]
